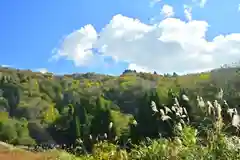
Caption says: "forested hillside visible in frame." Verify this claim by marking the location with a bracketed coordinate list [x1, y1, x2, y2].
[0, 66, 240, 159]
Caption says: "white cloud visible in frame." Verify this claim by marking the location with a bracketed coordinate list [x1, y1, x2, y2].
[52, 13, 240, 74]
[149, 0, 161, 7]
[127, 63, 153, 73]
[161, 4, 175, 18]
[192, 0, 207, 8]
[238, 4, 240, 12]
[51, 24, 98, 66]
[0, 65, 11, 68]
[36, 68, 48, 74]
[200, 0, 207, 8]
[183, 5, 192, 21]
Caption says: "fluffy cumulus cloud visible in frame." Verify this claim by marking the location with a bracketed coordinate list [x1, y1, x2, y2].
[51, 24, 99, 66]
[51, 8, 240, 74]
[161, 4, 175, 18]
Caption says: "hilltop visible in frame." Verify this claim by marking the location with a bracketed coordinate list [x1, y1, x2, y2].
[0, 66, 240, 159]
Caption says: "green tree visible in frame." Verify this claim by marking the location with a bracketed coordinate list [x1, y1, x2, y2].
[0, 121, 18, 143]
[134, 90, 159, 139]
[0, 83, 20, 116]
[90, 96, 117, 140]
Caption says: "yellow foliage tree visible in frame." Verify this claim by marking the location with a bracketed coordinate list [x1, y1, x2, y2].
[43, 104, 59, 124]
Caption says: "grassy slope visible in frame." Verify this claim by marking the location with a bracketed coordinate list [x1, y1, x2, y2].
[0, 141, 79, 160]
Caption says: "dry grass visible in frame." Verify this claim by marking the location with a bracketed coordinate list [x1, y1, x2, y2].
[0, 142, 60, 160]
[0, 151, 59, 160]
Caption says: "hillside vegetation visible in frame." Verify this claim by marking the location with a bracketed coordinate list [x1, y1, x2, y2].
[0, 66, 240, 159]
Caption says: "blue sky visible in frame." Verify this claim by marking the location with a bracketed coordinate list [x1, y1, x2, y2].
[1, 0, 240, 75]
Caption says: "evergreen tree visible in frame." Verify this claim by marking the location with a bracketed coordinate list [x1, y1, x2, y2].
[90, 96, 117, 141]
[1, 83, 20, 116]
[73, 103, 81, 139]
[135, 90, 159, 139]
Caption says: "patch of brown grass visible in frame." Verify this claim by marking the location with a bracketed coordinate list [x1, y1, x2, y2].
[0, 143, 60, 160]
[0, 150, 61, 160]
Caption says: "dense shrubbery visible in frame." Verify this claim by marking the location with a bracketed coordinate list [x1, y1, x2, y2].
[73, 127, 240, 160]
[64, 89, 240, 159]
[0, 67, 240, 159]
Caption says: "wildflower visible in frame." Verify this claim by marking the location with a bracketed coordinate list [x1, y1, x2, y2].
[76, 138, 83, 144]
[159, 109, 165, 117]
[151, 101, 158, 112]
[161, 115, 171, 121]
[176, 112, 181, 117]
[176, 123, 183, 132]
[109, 122, 113, 130]
[132, 119, 138, 126]
[104, 133, 108, 139]
[180, 114, 187, 118]
[164, 106, 172, 114]
[197, 96, 200, 101]
[175, 137, 182, 146]
[197, 96, 205, 108]
[193, 129, 198, 136]
[216, 105, 222, 119]
[216, 88, 224, 100]
[232, 113, 240, 128]
[213, 100, 218, 107]
[227, 108, 235, 118]
[223, 100, 229, 108]
[207, 101, 214, 115]
[178, 107, 183, 115]
[207, 101, 212, 107]
[75, 146, 82, 151]
[171, 106, 176, 112]
[182, 94, 189, 101]
[89, 134, 92, 140]
[213, 100, 222, 118]
[179, 119, 185, 125]
[183, 107, 188, 115]
[174, 98, 180, 107]
[186, 117, 190, 123]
